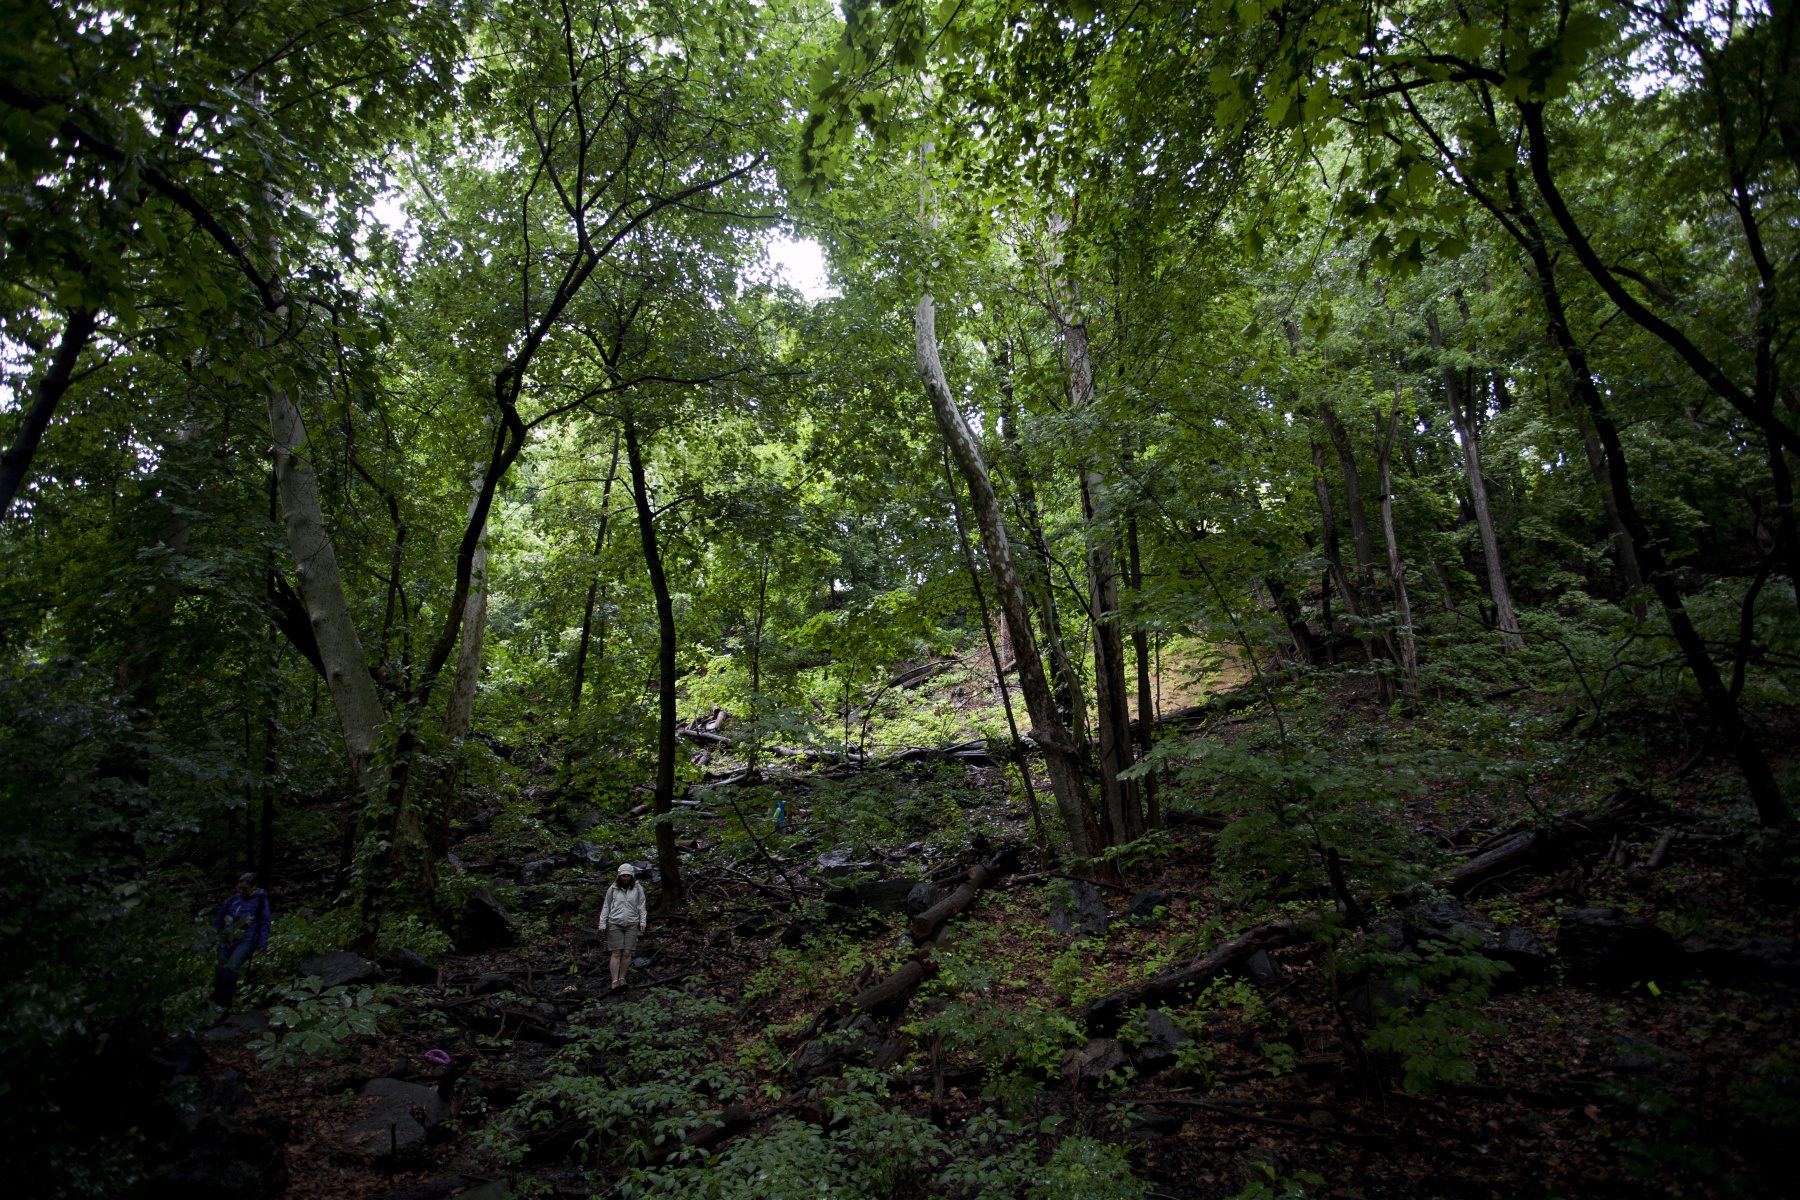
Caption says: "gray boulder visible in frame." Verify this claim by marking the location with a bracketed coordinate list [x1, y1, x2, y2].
[1048, 879, 1111, 940]
[1244, 949, 1284, 987]
[299, 951, 383, 989]
[1557, 907, 1680, 985]
[816, 848, 873, 877]
[518, 857, 564, 885]
[459, 887, 516, 952]
[827, 877, 917, 914]
[906, 880, 945, 916]
[202, 1011, 271, 1043]
[471, 972, 513, 996]
[379, 946, 437, 984]
[341, 1077, 449, 1163]
[790, 1013, 882, 1080]
[1127, 887, 1170, 928]
[1679, 928, 1800, 983]
[1402, 899, 1551, 985]
[1126, 1008, 1193, 1073]
[1062, 1037, 1131, 1087]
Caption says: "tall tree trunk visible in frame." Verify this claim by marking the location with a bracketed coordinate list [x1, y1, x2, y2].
[417, 493, 488, 903]
[1429, 311, 1522, 649]
[1126, 517, 1161, 830]
[1320, 406, 1400, 699]
[1376, 399, 1420, 707]
[1517, 226, 1788, 825]
[999, 396, 1091, 746]
[947, 454, 1048, 848]
[0, 309, 97, 521]
[571, 427, 622, 712]
[1264, 576, 1318, 667]
[1065, 314, 1140, 845]
[267, 389, 389, 804]
[624, 417, 686, 910]
[1573, 410, 1648, 618]
[1312, 441, 1380, 674]
[915, 295, 1110, 874]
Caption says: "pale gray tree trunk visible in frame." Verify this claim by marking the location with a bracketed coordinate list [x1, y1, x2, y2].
[914, 295, 1109, 872]
[267, 390, 389, 800]
[443, 486, 488, 740]
[1376, 400, 1420, 706]
[1429, 312, 1522, 648]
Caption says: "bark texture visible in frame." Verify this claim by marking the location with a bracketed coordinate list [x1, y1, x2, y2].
[625, 417, 686, 908]
[1430, 310, 1522, 649]
[267, 389, 388, 801]
[1376, 400, 1420, 706]
[0, 309, 97, 520]
[914, 295, 1107, 868]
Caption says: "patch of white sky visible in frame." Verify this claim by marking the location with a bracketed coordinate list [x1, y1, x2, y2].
[761, 235, 837, 302]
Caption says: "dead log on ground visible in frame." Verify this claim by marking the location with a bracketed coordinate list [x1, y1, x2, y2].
[910, 863, 991, 940]
[1079, 919, 1312, 1033]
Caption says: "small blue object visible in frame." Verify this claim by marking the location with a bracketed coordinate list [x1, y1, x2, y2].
[774, 798, 788, 827]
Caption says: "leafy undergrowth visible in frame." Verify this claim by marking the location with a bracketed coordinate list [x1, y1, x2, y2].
[184, 683, 1800, 1200]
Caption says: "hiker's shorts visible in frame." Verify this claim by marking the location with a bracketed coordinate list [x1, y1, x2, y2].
[606, 922, 639, 951]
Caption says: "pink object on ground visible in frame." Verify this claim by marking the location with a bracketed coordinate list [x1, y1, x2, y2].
[424, 1049, 452, 1066]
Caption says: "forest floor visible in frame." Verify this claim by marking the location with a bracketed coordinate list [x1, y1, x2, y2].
[163, 670, 1798, 1200]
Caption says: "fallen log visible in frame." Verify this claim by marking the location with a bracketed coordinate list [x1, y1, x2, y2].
[1079, 919, 1312, 1034]
[910, 863, 991, 940]
[1431, 787, 1663, 895]
[849, 961, 927, 1012]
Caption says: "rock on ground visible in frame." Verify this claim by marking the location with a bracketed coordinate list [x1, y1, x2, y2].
[1556, 907, 1680, 985]
[1062, 1037, 1131, 1087]
[1048, 880, 1110, 940]
[341, 1077, 450, 1165]
[459, 887, 517, 952]
[1127, 887, 1170, 928]
[1126, 1008, 1193, 1073]
[906, 880, 945, 916]
[299, 951, 383, 988]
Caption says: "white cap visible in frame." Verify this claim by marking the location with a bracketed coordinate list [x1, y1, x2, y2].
[616, 863, 636, 876]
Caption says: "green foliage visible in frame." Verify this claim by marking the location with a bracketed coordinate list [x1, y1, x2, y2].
[1358, 932, 1511, 1094]
[1228, 1161, 1325, 1200]
[907, 998, 1084, 1080]
[254, 977, 394, 1068]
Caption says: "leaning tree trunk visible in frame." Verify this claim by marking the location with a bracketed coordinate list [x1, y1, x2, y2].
[1429, 312, 1522, 649]
[1376, 399, 1420, 708]
[1064, 314, 1141, 845]
[1574, 410, 1648, 619]
[0, 309, 97, 521]
[999, 394, 1092, 747]
[267, 388, 389, 803]
[624, 416, 686, 911]
[914, 295, 1111, 874]
[1516, 226, 1788, 826]
[1312, 440, 1381, 672]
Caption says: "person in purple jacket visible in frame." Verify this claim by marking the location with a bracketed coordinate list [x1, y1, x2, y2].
[211, 872, 271, 1012]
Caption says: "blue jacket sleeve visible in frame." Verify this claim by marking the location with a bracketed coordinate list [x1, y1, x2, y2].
[251, 895, 271, 950]
[213, 897, 230, 932]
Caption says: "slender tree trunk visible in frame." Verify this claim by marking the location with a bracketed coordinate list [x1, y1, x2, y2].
[0, 309, 97, 521]
[1320, 407, 1399, 699]
[1126, 517, 1161, 830]
[1573, 410, 1648, 618]
[1429, 311, 1522, 649]
[999, 396, 1091, 746]
[624, 417, 686, 910]
[915, 295, 1110, 874]
[1264, 576, 1318, 667]
[946, 454, 1048, 848]
[1376, 399, 1420, 707]
[1312, 440, 1380, 675]
[267, 389, 389, 802]
[442, 506, 488, 742]
[1065, 315, 1140, 845]
[571, 428, 622, 713]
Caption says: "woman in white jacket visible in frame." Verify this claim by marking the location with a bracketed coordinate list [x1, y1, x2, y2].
[598, 863, 649, 989]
